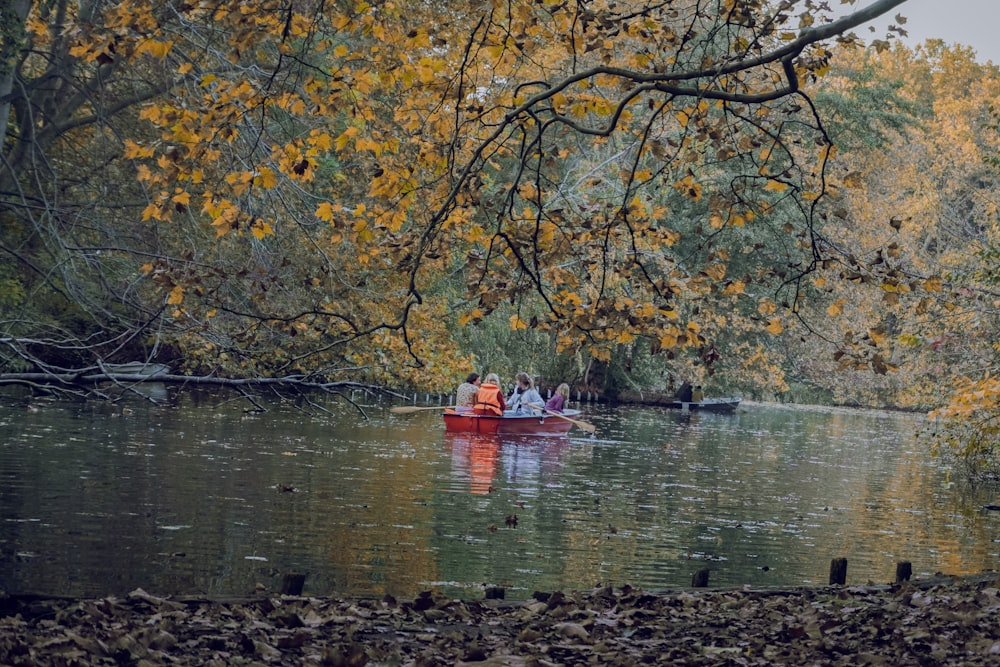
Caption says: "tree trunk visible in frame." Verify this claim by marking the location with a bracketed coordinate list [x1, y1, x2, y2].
[0, 0, 32, 148]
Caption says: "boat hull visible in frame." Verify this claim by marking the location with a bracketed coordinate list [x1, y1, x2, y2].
[443, 409, 580, 435]
[665, 397, 740, 413]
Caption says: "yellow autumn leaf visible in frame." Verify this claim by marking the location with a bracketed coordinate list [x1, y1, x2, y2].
[722, 280, 745, 296]
[137, 39, 174, 59]
[335, 126, 359, 151]
[316, 202, 335, 222]
[923, 277, 943, 292]
[674, 175, 702, 201]
[141, 203, 161, 222]
[251, 221, 273, 240]
[509, 314, 528, 331]
[617, 330, 636, 344]
[702, 263, 727, 282]
[355, 138, 382, 155]
[311, 131, 333, 151]
[167, 285, 184, 305]
[68, 43, 95, 60]
[591, 347, 612, 363]
[826, 298, 846, 317]
[763, 179, 788, 193]
[559, 290, 583, 307]
[758, 299, 777, 315]
[766, 318, 783, 335]
[254, 168, 278, 189]
[869, 326, 889, 347]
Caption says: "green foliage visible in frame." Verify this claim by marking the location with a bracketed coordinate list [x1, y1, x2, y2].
[814, 57, 927, 150]
[0, 271, 24, 311]
[451, 303, 572, 391]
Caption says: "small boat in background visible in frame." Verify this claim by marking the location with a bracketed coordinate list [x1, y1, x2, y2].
[442, 408, 584, 435]
[665, 397, 741, 413]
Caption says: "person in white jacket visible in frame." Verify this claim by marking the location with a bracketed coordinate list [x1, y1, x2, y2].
[507, 372, 544, 414]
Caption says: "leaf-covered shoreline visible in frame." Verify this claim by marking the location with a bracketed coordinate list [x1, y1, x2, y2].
[4, 574, 1000, 665]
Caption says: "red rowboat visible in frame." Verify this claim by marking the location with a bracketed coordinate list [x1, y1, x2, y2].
[443, 408, 581, 435]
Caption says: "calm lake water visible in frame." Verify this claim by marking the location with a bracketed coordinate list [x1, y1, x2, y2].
[1, 393, 997, 600]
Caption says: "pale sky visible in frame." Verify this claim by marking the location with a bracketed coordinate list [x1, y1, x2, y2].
[839, 0, 1000, 65]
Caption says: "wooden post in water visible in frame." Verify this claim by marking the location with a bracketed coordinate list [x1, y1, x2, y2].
[692, 568, 710, 588]
[829, 558, 847, 585]
[895, 561, 912, 583]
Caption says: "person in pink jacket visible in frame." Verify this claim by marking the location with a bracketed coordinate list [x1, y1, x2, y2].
[544, 383, 570, 413]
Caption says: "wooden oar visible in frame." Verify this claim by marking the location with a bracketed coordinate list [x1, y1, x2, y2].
[390, 405, 450, 414]
[527, 404, 596, 433]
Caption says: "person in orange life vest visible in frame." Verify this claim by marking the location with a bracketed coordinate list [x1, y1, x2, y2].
[473, 373, 506, 416]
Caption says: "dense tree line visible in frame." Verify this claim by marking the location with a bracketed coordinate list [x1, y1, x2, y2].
[1, 0, 996, 470]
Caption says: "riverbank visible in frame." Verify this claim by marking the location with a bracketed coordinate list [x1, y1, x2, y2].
[4, 573, 1000, 665]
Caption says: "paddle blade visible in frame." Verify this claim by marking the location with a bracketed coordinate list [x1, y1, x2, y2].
[390, 405, 433, 414]
[533, 404, 597, 433]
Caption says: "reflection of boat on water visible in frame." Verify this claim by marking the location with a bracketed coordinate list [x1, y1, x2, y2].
[446, 433, 502, 494]
[445, 432, 571, 495]
[443, 408, 583, 435]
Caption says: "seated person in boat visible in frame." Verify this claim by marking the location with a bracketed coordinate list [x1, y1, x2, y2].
[508, 372, 544, 414]
[544, 383, 570, 413]
[676, 381, 693, 402]
[455, 372, 480, 411]
[473, 373, 507, 416]
[691, 385, 705, 402]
